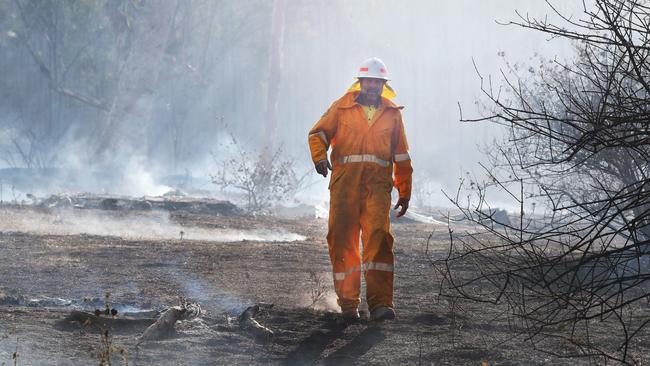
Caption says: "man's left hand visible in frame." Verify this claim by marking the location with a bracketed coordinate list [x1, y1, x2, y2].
[393, 198, 409, 218]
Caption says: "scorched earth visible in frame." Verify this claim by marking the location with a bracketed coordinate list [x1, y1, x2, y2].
[0, 197, 630, 365]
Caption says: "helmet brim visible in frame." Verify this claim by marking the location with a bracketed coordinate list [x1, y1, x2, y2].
[355, 76, 391, 81]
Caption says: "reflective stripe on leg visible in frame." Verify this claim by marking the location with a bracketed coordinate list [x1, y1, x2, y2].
[362, 262, 394, 272]
[333, 265, 362, 281]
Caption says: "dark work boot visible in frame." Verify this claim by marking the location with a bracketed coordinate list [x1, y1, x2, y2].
[342, 308, 360, 322]
[370, 306, 395, 322]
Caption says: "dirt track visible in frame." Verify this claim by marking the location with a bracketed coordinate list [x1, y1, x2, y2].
[0, 206, 644, 365]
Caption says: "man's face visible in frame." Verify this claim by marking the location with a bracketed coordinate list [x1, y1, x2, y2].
[359, 78, 386, 101]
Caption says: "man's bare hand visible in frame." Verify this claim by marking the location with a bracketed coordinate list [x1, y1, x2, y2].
[315, 160, 332, 177]
[393, 198, 409, 218]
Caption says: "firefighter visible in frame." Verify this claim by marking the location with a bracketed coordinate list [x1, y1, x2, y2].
[307, 57, 413, 322]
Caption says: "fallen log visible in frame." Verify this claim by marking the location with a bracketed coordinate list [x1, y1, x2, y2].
[56, 310, 156, 332]
[238, 303, 274, 341]
[138, 299, 201, 342]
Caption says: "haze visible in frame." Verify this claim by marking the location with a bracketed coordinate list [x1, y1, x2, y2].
[0, 0, 584, 208]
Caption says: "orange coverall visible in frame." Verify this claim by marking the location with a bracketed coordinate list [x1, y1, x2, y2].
[308, 90, 413, 312]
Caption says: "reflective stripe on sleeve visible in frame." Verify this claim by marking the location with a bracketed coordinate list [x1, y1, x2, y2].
[339, 154, 391, 168]
[393, 152, 411, 162]
[333, 265, 361, 281]
[363, 262, 394, 272]
[309, 131, 328, 146]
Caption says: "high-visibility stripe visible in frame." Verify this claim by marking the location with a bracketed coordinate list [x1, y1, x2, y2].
[339, 154, 390, 168]
[309, 131, 328, 145]
[334, 262, 393, 280]
[394, 152, 411, 162]
[363, 262, 394, 272]
[333, 265, 361, 281]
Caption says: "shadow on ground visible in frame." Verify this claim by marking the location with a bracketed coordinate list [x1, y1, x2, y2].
[277, 310, 386, 366]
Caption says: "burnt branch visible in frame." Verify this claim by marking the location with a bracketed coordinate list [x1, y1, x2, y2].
[443, 1, 650, 364]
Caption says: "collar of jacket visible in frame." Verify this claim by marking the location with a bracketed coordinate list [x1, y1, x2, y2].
[338, 91, 404, 110]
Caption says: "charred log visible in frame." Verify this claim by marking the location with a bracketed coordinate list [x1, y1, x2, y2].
[138, 299, 201, 342]
[238, 303, 274, 341]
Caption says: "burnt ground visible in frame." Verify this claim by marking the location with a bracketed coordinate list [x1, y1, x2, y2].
[0, 205, 649, 365]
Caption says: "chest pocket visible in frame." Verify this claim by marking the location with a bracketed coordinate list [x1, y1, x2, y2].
[338, 120, 360, 142]
[376, 126, 393, 151]
[340, 119, 358, 132]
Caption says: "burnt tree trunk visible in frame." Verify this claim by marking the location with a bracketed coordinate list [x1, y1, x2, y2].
[95, 0, 177, 162]
[261, 0, 286, 155]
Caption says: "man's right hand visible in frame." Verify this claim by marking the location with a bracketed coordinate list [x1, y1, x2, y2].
[315, 160, 332, 177]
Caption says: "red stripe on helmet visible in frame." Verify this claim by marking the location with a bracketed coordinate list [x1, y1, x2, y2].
[359, 67, 369, 72]
[380, 68, 386, 73]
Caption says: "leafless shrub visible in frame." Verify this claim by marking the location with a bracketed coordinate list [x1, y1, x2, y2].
[211, 130, 310, 214]
[307, 270, 328, 309]
[11, 345, 18, 366]
[437, 1, 650, 364]
[86, 292, 128, 366]
[411, 175, 438, 210]
[446, 295, 465, 349]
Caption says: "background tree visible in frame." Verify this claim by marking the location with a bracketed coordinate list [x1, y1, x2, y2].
[94, 0, 177, 162]
[438, 0, 650, 364]
[0, 0, 272, 173]
[0, 0, 114, 168]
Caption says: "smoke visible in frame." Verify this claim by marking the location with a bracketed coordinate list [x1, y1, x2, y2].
[120, 158, 172, 197]
[0, 208, 306, 242]
[300, 290, 339, 312]
[0, 1, 587, 209]
[163, 267, 253, 315]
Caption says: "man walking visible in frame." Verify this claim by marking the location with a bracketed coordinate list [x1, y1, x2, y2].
[307, 57, 413, 322]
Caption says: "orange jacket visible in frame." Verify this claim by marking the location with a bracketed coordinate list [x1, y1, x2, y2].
[308, 91, 413, 199]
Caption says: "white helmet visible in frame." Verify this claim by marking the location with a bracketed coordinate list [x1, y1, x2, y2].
[356, 57, 389, 80]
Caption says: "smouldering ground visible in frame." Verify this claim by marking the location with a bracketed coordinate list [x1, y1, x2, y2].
[0, 205, 642, 365]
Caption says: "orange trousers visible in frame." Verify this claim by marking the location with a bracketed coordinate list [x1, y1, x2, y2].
[327, 166, 394, 312]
